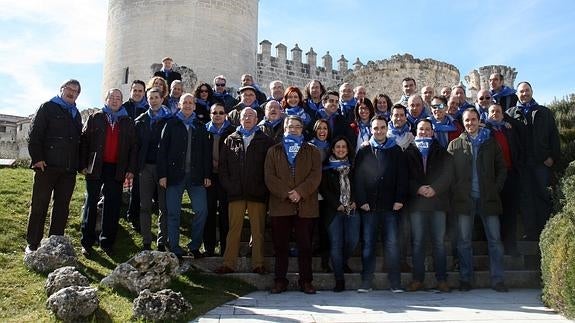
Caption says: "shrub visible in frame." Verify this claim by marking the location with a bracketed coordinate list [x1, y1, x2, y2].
[540, 161, 575, 319]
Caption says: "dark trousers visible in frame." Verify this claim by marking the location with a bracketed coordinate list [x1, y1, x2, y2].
[271, 215, 315, 284]
[81, 163, 123, 249]
[26, 168, 76, 248]
[500, 169, 520, 250]
[204, 176, 229, 254]
[127, 175, 140, 223]
[520, 164, 552, 240]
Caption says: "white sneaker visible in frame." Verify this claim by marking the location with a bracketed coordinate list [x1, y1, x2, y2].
[357, 281, 372, 293]
[390, 287, 405, 293]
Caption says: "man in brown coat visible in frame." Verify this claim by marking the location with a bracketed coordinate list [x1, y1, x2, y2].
[264, 116, 322, 294]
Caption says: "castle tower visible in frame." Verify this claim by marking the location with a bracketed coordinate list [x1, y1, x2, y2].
[103, 0, 259, 95]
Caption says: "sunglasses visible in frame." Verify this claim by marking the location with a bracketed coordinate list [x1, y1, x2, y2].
[431, 103, 446, 109]
[215, 83, 226, 87]
[479, 96, 492, 100]
[211, 111, 226, 115]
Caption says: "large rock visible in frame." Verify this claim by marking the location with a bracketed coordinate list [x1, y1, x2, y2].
[133, 289, 192, 321]
[100, 250, 179, 295]
[46, 285, 99, 321]
[45, 266, 90, 296]
[23, 235, 77, 273]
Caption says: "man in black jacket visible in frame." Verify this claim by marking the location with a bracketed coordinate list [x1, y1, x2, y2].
[507, 82, 561, 241]
[158, 93, 211, 259]
[153, 57, 182, 88]
[26, 79, 83, 254]
[215, 107, 274, 274]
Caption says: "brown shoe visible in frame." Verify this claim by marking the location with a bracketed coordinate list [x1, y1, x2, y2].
[214, 266, 235, 274]
[436, 281, 451, 293]
[299, 281, 316, 294]
[406, 280, 424, 292]
[270, 280, 287, 294]
[252, 266, 268, 275]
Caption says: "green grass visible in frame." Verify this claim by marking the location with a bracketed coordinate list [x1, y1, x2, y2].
[0, 167, 255, 322]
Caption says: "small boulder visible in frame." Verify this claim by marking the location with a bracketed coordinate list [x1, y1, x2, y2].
[24, 235, 77, 273]
[100, 250, 179, 295]
[133, 289, 192, 321]
[45, 266, 90, 296]
[46, 285, 99, 321]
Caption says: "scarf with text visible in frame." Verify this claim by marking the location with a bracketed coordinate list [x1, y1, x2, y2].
[414, 137, 433, 158]
[283, 133, 304, 166]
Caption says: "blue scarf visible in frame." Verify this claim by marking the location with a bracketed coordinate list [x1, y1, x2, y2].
[196, 98, 210, 108]
[388, 121, 411, 137]
[323, 158, 351, 170]
[102, 105, 128, 124]
[309, 137, 330, 150]
[456, 101, 473, 118]
[213, 91, 231, 100]
[176, 111, 197, 128]
[368, 136, 396, 150]
[429, 116, 457, 148]
[414, 137, 433, 158]
[134, 97, 149, 110]
[160, 68, 172, 79]
[283, 133, 304, 166]
[306, 99, 323, 112]
[286, 106, 311, 125]
[486, 118, 507, 131]
[258, 117, 283, 129]
[358, 120, 371, 142]
[339, 98, 357, 114]
[468, 127, 491, 156]
[148, 106, 171, 128]
[399, 94, 410, 104]
[50, 95, 79, 118]
[376, 110, 390, 120]
[517, 99, 539, 116]
[206, 119, 231, 136]
[407, 110, 429, 126]
[491, 85, 516, 100]
[475, 104, 489, 122]
[237, 125, 260, 138]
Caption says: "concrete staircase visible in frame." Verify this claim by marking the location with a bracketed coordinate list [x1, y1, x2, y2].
[193, 219, 541, 291]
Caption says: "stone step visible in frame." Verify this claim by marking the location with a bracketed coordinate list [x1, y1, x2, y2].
[202, 271, 541, 291]
[232, 240, 540, 257]
[193, 254, 540, 273]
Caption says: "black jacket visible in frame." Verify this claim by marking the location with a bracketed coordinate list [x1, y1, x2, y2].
[134, 111, 171, 171]
[79, 112, 137, 182]
[122, 99, 148, 120]
[28, 101, 83, 173]
[506, 104, 561, 166]
[157, 117, 211, 186]
[354, 143, 408, 211]
[219, 130, 274, 202]
[153, 70, 182, 88]
[405, 139, 453, 212]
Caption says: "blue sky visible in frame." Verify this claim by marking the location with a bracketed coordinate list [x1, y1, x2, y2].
[1, 0, 574, 117]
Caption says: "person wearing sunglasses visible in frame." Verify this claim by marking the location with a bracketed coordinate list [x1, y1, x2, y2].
[212, 75, 238, 112]
[428, 95, 463, 148]
[258, 100, 285, 143]
[193, 82, 215, 123]
[475, 89, 493, 123]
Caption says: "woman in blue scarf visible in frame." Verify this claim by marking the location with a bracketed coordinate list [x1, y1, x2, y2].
[373, 93, 392, 121]
[349, 99, 375, 152]
[281, 86, 312, 130]
[319, 136, 358, 292]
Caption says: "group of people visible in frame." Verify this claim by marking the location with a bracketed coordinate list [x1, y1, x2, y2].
[25, 56, 560, 295]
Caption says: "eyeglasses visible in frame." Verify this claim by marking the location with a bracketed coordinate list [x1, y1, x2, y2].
[215, 83, 226, 87]
[211, 111, 225, 115]
[431, 103, 446, 109]
[479, 96, 492, 101]
[287, 125, 303, 130]
[199, 89, 209, 93]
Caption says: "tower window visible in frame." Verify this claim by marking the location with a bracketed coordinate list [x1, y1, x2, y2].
[123, 67, 129, 84]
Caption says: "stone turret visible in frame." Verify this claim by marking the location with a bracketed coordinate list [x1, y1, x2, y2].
[276, 43, 287, 65]
[306, 47, 317, 74]
[338, 55, 348, 73]
[323, 51, 333, 73]
[353, 57, 363, 71]
[291, 44, 302, 66]
[259, 40, 272, 62]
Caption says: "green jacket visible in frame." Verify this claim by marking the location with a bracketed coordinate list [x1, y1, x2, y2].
[447, 132, 506, 215]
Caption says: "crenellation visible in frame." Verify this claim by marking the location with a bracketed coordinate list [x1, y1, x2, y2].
[291, 44, 302, 65]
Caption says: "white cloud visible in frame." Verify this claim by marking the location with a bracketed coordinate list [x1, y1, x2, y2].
[0, 0, 107, 115]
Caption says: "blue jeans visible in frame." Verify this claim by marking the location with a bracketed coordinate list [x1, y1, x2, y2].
[457, 197, 504, 286]
[360, 210, 401, 288]
[165, 173, 208, 256]
[327, 211, 360, 280]
[410, 211, 447, 282]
